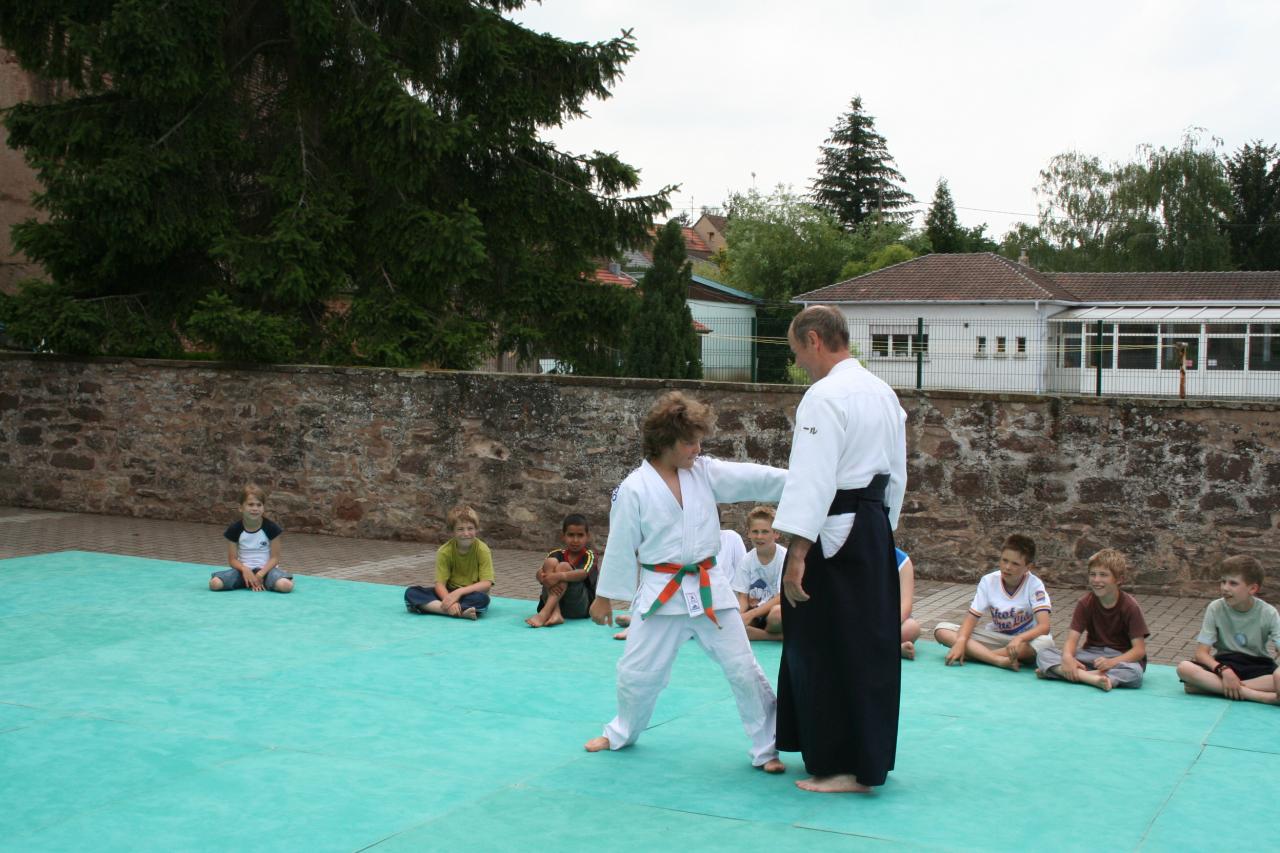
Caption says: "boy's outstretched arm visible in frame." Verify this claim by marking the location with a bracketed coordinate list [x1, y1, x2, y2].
[945, 613, 978, 665]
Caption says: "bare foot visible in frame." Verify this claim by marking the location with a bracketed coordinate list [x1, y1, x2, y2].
[759, 758, 786, 774]
[795, 774, 871, 793]
[613, 629, 629, 641]
[1082, 671, 1113, 692]
[461, 607, 478, 621]
[900, 641, 915, 660]
[584, 736, 610, 752]
[1035, 669, 1047, 679]
[525, 614, 543, 627]
[615, 615, 632, 627]
[545, 611, 565, 627]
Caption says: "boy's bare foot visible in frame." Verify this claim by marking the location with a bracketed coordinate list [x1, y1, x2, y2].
[759, 758, 786, 774]
[900, 641, 915, 660]
[525, 614, 543, 627]
[796, 774, 871, 793]
[1082, 671, 1113, 692]
[613, 629, 629, 641]
[545, 611, 565, 626]
[584, 736, 610, 752]
[461, 607, 478, 620]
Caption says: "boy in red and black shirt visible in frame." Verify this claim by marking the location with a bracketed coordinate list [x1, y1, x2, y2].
[527, 514, 597, 627]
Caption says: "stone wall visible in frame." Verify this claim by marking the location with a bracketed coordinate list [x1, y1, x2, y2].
[3, 353, 1277, 596]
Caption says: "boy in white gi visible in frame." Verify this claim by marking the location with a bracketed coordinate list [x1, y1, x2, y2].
[934, 533, 1054, 670]
[585, 391, 788, 773]
[734, 506, 786, 641]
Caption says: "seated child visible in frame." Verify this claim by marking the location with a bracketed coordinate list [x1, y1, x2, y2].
[1175, 555, 1280, 705]
[1036, 548, 1148, 691]
[209, 484, 294, 593]
[934, 533, 1053, 670]
[733, 506, 786, 642]
[898, 548, 921, 659]
[527, 513, 598, 627]
[404, 505, 493, 620]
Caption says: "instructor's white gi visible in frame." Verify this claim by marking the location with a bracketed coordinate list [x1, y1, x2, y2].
[596, 456, 786, 765]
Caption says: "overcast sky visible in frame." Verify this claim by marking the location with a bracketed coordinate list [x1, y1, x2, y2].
[508, 1, 1280, 239]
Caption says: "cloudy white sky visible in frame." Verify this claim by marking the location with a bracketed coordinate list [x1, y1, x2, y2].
[509, 1, 1280, 239]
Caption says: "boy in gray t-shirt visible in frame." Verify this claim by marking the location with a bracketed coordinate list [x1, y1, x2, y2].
[1176, 555, 1280, 705]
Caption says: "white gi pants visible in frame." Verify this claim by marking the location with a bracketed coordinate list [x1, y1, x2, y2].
[602, 608, 779, 766]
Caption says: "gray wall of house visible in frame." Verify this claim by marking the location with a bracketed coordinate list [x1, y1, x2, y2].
[3, 354, 1276, 596]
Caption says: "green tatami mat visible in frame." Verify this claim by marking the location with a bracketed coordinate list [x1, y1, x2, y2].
[2, 552, 1277, 852]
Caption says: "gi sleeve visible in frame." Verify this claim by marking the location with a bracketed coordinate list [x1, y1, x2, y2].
[886, 402, 908, 530]
[595, 482, 643, 602]
[705, 457, 787, 505]
[772, 393, 842, 541]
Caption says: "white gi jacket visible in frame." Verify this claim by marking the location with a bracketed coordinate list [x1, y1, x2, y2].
[597, 456, 786, 616]
[773, 358, 907, 557]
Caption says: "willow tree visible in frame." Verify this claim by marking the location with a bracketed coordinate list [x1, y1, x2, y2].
[0, 1, 669, 367]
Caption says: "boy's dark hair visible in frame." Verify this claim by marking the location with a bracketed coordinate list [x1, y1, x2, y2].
[642, 391, 714, 459]
[562, 513, 589, 532]
[1001, 533, 1036, 564]
[1221, 554, 1264, 588]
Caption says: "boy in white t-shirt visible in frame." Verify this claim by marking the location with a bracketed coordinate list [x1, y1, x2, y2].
[933, 534, 1054, 671]
[733, 506, 786, 642]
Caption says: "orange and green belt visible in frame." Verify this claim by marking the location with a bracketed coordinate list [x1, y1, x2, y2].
[639, 556, 719, 627]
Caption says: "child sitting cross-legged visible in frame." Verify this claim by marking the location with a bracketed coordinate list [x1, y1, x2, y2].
[404, 505, 493, 620]
[1035, 548, 1149, 691]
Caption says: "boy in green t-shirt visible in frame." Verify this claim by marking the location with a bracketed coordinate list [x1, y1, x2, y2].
[404, 505, 494, 619]
[1175, 555, 1280, 704]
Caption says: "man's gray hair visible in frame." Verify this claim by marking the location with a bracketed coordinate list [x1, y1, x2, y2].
[789, 305, 849, 352]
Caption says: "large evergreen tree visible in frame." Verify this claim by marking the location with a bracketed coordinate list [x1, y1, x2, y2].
[1225, 142, 1280, 270]
[0, 1, 668, 367]
[623, 220, 700, 379]
[924, 178, 964, 252]
[810, 96, 914, 230]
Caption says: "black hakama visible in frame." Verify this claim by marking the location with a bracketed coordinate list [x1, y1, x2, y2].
[775, 475, 901, 785]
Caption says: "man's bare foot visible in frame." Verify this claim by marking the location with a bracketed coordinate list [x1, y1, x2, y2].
[525, 614, 544, 627]
[584, 736, 610, 752]
[900, 641, 915, 660]
[461, 607, 478, 620]
[545, 611, 565, 627]
[613, 629, 629, 641]
[758, 758, 786, 774]
[795, 774, 871, 793]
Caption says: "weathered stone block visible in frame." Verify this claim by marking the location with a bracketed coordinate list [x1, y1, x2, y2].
[1205, 453, 1251, 483]
[49, 452, 93, 470]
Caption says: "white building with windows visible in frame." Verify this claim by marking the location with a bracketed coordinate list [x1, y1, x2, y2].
[794, 253, 1280, 400]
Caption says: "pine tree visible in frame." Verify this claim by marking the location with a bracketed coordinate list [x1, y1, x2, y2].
[924, 178, 964, 252]
[624, 220, 701, 379]
[810, 96, 914, 229]
[0, 1, 669, 367]
[1225, 142, 1280, 270]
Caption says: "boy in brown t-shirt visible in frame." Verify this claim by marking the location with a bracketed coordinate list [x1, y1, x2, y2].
[1035, 549, 1149, 691]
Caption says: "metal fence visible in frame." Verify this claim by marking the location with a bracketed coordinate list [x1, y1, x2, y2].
[840, 317, 1280, 401]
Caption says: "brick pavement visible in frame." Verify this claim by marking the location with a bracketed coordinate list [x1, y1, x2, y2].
[1, 506, 1213, 664]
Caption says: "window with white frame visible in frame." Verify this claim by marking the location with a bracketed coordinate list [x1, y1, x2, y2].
[976, 336, 987, 357]
[870, 324, 928, 358]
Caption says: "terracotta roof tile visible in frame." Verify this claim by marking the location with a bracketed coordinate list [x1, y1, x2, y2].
[587, 266, 637, 289]
[796, 253, 1280, 304]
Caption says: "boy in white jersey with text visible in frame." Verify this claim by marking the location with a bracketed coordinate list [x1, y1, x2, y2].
[734, 506, 786, 642]
[934, 534, 1053, 670]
